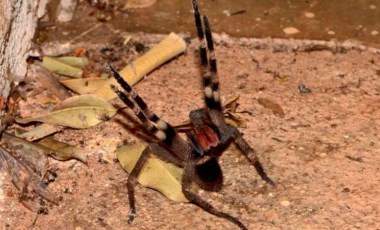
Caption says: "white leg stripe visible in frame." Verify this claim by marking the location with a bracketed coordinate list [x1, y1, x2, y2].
[213, 91, 220, 102]
[204, 86, 212, 98]
[156, 120, 168, 130]
[155, 130, 166, 141]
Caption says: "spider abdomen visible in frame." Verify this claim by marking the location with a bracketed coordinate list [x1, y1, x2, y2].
[195, 157, 223, 191]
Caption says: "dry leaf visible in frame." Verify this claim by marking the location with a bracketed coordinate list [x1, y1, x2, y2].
[93, 33, 187, 101]
[0, 145, 58, 211]
[274, 75, 289, 83]
[32, 65, 71, 100]
[116, 143, 188, 202]
[222, 94, 240, 109]
[224, 111, 246, 128]
[38, 137, 87, 163]
[0, 134, 60, 210]
[16, 94, 117, 128]
[1, 133, 49, 177]
[0, 133, 86, 210]
[42, 56, 83, 78]
[60, 78, 108, 94]
[258, 97, 285, 117]
[16, 124, 62, 141]
[56, 56, 89, 68]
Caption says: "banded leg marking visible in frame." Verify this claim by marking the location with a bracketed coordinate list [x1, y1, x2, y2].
[192, 1, 221, 110]
[203, 15, 221, 109]
[108, 64, 176, 145]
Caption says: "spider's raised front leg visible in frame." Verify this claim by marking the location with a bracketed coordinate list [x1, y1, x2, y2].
[193, 0, 226, 131]
[192, 0, 274, 186]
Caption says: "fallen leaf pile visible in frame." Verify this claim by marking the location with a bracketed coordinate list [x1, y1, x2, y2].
[0, 33, 187, 212]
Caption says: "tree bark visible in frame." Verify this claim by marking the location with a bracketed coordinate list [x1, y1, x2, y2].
[0, 0, 46, 98]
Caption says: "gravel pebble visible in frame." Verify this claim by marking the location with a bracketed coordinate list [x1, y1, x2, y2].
[283, 27, 300, 35]
[281, 200, 291, 207]
[304, 12, 315, 18]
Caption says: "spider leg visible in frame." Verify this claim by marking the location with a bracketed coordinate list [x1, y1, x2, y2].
[182, 162, 248, 230]
[126, 146, 150, 224]
[203, 15, 220, 110]
[108, 64, 178, 147]
[111, 84, 158, 134]
[126, 143, 185, 224]
[192, 1, 227, 131]
[234, 136, 274, 185]
[109, 65, 191, 161]
[109, 64, 198, 224]
[220, 126, 274, 185]
[193, 1, 273, 186]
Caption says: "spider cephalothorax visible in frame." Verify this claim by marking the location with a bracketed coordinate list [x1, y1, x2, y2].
[108, 0, 274, 229]
[188, 109, 221, 154]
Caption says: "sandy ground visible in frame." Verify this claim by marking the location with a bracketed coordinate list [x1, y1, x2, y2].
[1, 32, 380, 230]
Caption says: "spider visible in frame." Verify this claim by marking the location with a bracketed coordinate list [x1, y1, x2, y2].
[107, 0, 274, 229]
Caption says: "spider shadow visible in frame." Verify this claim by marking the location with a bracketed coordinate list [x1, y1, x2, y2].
[113, 108, 156, 144]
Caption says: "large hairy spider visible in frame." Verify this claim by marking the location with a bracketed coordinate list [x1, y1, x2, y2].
[108, 0, 274, 229]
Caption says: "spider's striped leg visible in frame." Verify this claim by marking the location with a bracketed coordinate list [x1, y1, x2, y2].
[108, 64, 177, 146]
[192, 0, 226, 130]
[109, 65, 191, 224]
[202, 15, 228, 131]
[110, 85, 186, 167]
[219, 126, 275, 185]
[192, 0, 214, 110]
[111, 85, 157, 134]
[109, 64, 191, 158]
[203, 15, 221, 110]
[110, 84, 175, 146]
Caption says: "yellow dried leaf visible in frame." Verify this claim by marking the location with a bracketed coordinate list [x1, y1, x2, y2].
[16, 95, 117, 128]
[222, 94, 240, 109]
[258, 97, 285, 117]
[1, 133, 49, 177]
[224, 111, 246, 128]
[274, 75, 289, 83]
[225, 117, 239, 128]
[116, 143, 188, 202]
[0, 145, 58, 210]
[56, 56, 89, 68]
[38, 137, 87, 163]
[17, 124, 62, 141]
[93, 33, 187, 101]
[42, 56, 83, 78]
[60, 78, 108, 94]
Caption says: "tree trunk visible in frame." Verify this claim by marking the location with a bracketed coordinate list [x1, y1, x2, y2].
[0, 0, 47, 98]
